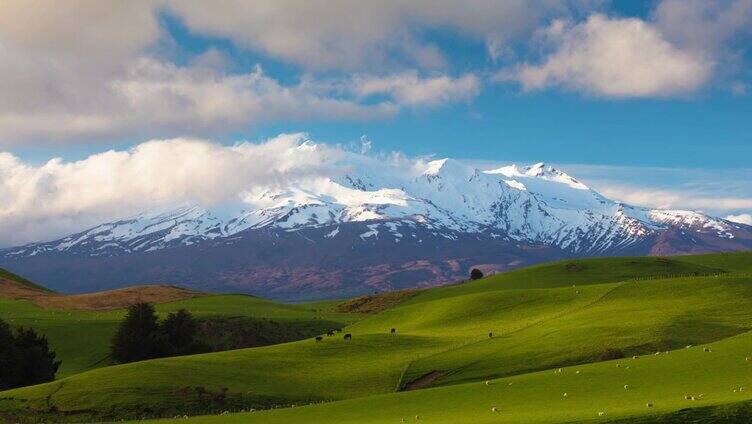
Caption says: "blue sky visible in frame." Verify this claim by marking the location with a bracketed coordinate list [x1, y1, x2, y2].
[0, 0, 751, 241]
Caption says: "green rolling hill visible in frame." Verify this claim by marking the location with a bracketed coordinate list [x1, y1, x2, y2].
[0, 253, 751, 423]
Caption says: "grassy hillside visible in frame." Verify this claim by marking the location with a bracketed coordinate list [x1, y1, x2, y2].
[0, 268, 55, 293]
[0, 294, 355, 378]
[144, 330, 752, 424]
[1, 253, 750, 422]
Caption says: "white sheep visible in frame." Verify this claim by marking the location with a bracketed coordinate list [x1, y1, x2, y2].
[575, 370, 581, 374]
[646, 403, 653, 407]
[415, 415, 420, 421]
[491, 407, 499, 412]
[485, 380, 491, 385]
[624, 385, 630, 390]
[703, 347, 712, 352]
[632, 355, 639, 359]
[598, 411, 605, 416]
[616, 363, 621, 368]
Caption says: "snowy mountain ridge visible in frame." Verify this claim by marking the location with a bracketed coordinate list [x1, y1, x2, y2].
[4, 153, 743, 259]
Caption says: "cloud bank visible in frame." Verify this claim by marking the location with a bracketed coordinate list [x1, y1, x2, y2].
[2, 135, 751, 247]
[2, 1, 750, 145]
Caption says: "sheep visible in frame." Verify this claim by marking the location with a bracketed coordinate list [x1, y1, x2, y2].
[508, 382, 513, 386]
[575, 370, 580, 374]
[575, 290, 580, 294]
[488, 332, 493, 338]
[563, 392, 568, 397]
[646, 403, 653, 408]
[624, 385, 630, 390]
[598, 412, 605, 417]
[344, 333, 352, 341]
[415, 415, 420, 420]
[491, 407, 499, 412]
[485, 380, 491, 386]
[401, 418, 406, 423]
[686, 345, 693, 349]
[704, 347, 712, 352]
[315, 336, 323, 342]
[616, 363, 621, 368]
[746, 356, 750, 361]
[632, 355, 639, 359]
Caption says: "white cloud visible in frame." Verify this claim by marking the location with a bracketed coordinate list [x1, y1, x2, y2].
[500, 14, 712, 97]
[726, 214, 752, 225]
[0, 134, 353, 246]
[1, 1, 512, 145]
[354, 72, 480, 107]
[166, 0, 574, 71]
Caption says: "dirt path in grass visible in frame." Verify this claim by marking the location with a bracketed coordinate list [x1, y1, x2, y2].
[402, 371, 445, 391]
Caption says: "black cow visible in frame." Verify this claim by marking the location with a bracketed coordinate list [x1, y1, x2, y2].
[344, 333, 352, 341]
[390, 328, 396, 334]
[327, 330, 334, 336]
[488, 332, 493, 338]
[315, 336, 323, 342]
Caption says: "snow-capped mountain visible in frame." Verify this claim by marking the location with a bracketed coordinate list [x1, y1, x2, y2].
[2, 150, 750, 300]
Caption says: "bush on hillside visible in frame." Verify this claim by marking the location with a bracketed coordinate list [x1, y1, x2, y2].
[470, 268, 484, 280]
[162, 309, 208, 356]
[0, 318, 61, 390]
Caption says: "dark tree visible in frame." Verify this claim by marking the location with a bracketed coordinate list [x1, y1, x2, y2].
[12, 327, 61, 386]
[470, 268, 484, 280]
[111, 302, 162, 363]
[161, 309, 203, 356]
[0, 319, 18, 390]
[0, 318, 60, 390]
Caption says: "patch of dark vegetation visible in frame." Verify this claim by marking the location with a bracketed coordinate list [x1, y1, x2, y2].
[599, 348, 624, 361]
[602, 400, 752, 423]
[195, 316, 343, 351]
[336, 289, 420, 313]
[565, 262, 586, 272]
[470, 268, 484, 280]
[112, 302, 209, 364]
[0, 318, 60, 390]
[401, 371, 445, 391]
[0, 387, 329, 423]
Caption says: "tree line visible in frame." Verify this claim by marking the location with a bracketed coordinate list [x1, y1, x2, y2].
[111, 302, 207, 363]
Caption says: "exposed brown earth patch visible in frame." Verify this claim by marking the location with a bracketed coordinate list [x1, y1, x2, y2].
[335, 289, 420, 314]
[402, 371, 445, 391]
[0, 278, 203, 310]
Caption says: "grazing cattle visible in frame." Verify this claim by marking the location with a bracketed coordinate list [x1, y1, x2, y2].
[315, 336, 323, 342]
[327, 330, 334, 336]
[391, 328, 396, 334]
[344, 333, 352, 341]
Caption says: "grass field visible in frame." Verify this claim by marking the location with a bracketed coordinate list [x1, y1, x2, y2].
[1, 253, 751, 423]
[145, 329, 752, 424]
[0, 294, 356, 378]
